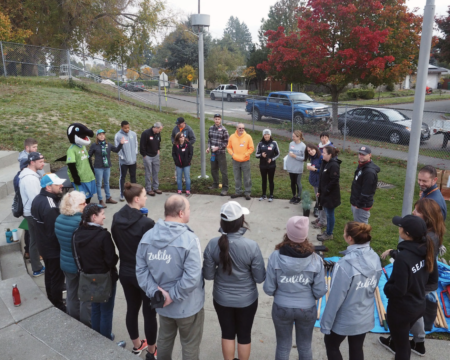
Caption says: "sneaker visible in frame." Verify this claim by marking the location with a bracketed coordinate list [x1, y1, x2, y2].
[317, 233, 333, 242]
[155, 190, 162, 194]
[117, 340, 126, 348]
[245, 194, 251, 200]
[294, 197, 301, 204]
[378, 336, 396, 355]
[120, 195, 125, 202]
[177, 190, 182, 194]
[33, 267, 45, 277]
[111, 333, 115, 341]
[268, 195, 273, 202]
[24, 252, 30, 260]
[259, 195, 267, 201]
[220, 190, 228, 196]
[208, 185, 218, 189]
[132, 339, 148, 355]
[311, 218, 320, 225]
[313, 222, 325, 229]
[186, 191, 191, 197]
[146, 347, 157, 360]
[99, 200, 107, 209]
[230, 193, 243, 199]
[289, 197, 296, 204]
[410, 340, 425, 356]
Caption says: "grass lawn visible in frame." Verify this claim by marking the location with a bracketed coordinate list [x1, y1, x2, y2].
[1, 76, 449, 264]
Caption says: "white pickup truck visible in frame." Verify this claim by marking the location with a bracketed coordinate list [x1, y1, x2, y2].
[210, 84, 248, 102]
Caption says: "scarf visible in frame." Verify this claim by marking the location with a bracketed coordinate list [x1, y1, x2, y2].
[100, 141, 109, 167]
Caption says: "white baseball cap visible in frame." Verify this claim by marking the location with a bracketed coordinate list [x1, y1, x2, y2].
[220, 201, 250, 222]
[40, 173, 66, 188]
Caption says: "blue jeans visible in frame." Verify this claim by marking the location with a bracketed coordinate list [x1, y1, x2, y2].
[324, 207, 335, 235]
[176, 166, 191, 191]
[94, 167, 111, 201]
[91, 280, 116, 340]
[271, 303, 316, 360]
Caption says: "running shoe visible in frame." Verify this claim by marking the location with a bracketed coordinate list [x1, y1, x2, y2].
[33, 267, 45, 277]
[259, 195, 267, 201]
[146, 347, 157, 360]
[132, 339, 148, 355]
[268, 195, 274, 202]
[378, 336, 396, 355]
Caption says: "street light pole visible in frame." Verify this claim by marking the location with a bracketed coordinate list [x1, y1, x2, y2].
[401, 0, 435, 218]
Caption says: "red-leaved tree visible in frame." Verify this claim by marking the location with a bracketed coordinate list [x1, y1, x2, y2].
[436, 5, 450, 64]
[259, 0, 422, 131]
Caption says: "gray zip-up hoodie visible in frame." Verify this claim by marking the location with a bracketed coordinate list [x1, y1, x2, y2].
[19, 168, 42, 217]
[115, 129, 138, 165]
[320, 243, 382, 336]
[203, 228, 266, 308]
[264, 250, 326, 308]
[136, 219, 205, 319]
[285, 141, 306, 174]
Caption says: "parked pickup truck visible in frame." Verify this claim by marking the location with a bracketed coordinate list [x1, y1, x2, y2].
[210, 84, 248, 102]
[245, 91, 330, 124]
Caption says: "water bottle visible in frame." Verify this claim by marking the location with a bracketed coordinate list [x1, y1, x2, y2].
[140, 208, 148, 217]
[12, 229, 19, 242]
[211, 152, 216, 162]
[6, 228, 12, 244]
[12, 284, 21, 307]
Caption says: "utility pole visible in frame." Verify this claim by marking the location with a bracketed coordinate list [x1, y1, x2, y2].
[401, 0, 435, 218]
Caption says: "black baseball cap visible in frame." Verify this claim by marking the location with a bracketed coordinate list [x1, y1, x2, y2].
[28, 152, 44, 162]
[358, 146, 371, 155]
[214, 113, 222, 118]
[392, 215, 427, 238]
[176, 117, 185, 125]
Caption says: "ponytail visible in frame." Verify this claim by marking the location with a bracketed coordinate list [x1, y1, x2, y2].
[425, 235, 435, 273]
[80, 203, 104, 227]
[218, 215, 248, 275]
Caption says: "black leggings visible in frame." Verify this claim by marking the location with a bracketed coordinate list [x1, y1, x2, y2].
[120, 274, 157, 345]
[213, 299, 258, 344]
[289, 173, 302, 197]
[324, 331, 366, 360]
[260, 167, 275, 196]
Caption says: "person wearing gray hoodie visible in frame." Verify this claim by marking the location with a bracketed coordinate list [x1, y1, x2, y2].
[320, 222, 382, 360]
[264, 216, 326, 360]
[203, 201, 265, 360]
[285, 130, 306, 204]
[136, 195, 204, 360]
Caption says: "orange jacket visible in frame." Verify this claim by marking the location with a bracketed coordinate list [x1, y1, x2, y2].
[227, 130, 254, 162]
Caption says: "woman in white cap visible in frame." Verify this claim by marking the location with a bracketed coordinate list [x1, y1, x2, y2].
[203, 201, 266, 360]
[255, 129, 280, 202]
[264, 216, 326, 360]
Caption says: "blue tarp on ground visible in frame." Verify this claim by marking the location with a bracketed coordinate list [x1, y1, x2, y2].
[314, 257, 450, 334]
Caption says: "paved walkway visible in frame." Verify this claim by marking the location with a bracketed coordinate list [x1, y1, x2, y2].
[26, 190, 450, 359]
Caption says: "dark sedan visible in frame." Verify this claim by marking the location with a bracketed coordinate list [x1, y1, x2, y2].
[338, 107, 430, 145]
[120, 82, 145, 92]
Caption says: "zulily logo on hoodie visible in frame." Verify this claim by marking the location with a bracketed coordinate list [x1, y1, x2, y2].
[280, 274, 310, 285]
[355, 276, 377, 290]
[148, 250, 171, 264]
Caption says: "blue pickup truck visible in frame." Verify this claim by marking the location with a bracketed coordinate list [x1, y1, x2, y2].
[245, 91, 330, 124]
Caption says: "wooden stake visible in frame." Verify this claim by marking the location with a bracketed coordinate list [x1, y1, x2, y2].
[374, 287, 383, 326]
[317, 296, 323, 320]
[435, 292, 448, 329]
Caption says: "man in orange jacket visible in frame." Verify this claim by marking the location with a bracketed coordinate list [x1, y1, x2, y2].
[227, 123, 255, 200]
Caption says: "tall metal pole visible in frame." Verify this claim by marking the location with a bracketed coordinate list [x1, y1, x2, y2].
[401, 0, 435, 218]
[0, 42, 7, 77]
[343, 105, 348, 150]
[158, 78, 162, 111]
[196, 88, 199, 118]
[199, 29, 206, 178]
[117, 67, 121, 101]
[67, 50, 72, 80]
[222, 90, 224, 120]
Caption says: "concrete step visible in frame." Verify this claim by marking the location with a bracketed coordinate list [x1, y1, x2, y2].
[0, 151, 19, 169]
[0, 241, 26, 280]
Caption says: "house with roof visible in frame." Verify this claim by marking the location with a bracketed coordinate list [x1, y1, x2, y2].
[403, 64, 449, 89]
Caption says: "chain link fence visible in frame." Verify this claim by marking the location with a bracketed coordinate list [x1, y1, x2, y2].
[2, 41, 450, 170]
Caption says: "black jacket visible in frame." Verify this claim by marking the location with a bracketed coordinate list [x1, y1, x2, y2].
[318, 157, 341, 209]
[384, 240, 438, 315]
[140, 127, 161, 158]
[350, 161, 380, 209]
[72, 225, 119, 282]
[171, 124, 196, 145]
[88, 142, 123, 169]
[255, 139, 280, 169]
[31, 189, 61, 259]
[111, 205, 155, 277]
[172, 142, 193, 168]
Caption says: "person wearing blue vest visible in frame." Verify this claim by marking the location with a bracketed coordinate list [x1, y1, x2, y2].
[54, 191, 91, 326]
[418, 165, 447, 220]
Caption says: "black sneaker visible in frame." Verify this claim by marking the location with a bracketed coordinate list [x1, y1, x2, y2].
[146, 347, 157, 360]
[230, 193, 243, 199]
[410, 340, 425, 356]
[294, 197, 301, 204]
[378, 336, 396, 355]
[289, 197, 296, 204]
[245, 194, 251, 200]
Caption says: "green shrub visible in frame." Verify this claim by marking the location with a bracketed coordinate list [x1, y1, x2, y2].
[347, 89, 359, 99]
[359, 89, 375, 99]
[306, 91, 315, 96]
[140, 80, 159, 87]
[386, 83, 395, 92]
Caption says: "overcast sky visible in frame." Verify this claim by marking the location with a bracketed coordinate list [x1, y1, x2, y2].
[166, 0, 449, 42]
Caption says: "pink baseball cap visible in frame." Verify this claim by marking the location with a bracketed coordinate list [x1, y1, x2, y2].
[286, 216, 309, 243]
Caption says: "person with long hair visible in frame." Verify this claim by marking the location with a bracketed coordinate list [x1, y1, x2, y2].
[285, 130, 306, 204]
[264, 216, 326, 360]
[72, 204, 125, 347]
[172, 131, 193, 196]
[111, 182, 157, 358]
[321, 222, 382, 360]
[255, 129, 280, 202]
[55, 191, 91, 325]
[380, 198, 444, 357]
[305, 143, 325, 227]
[203, 201, 266, 360]
[317, 146, 341, 241]
[88, 129, 125, 207]
[378, 215, 438, 360]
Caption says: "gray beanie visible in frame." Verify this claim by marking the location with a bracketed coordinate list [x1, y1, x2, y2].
[263, 129, 271, 136]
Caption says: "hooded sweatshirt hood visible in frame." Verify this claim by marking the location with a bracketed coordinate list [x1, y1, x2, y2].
[150, 219, 190, 249]
[113, 205, 144, 230]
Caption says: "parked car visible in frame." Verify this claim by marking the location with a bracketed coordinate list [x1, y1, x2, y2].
[210, 84, 248, 102]
[245, 91, 330, 124]
[338, 107, 430, 144]
[120, 82, 145, 92]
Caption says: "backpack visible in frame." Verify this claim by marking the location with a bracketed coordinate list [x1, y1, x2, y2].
[11, 171, 24, 218]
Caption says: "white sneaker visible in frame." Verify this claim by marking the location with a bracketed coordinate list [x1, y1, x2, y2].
[259, 195, 267, 201]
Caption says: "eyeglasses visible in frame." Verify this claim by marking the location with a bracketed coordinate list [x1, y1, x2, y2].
[79, 202, 86, 206]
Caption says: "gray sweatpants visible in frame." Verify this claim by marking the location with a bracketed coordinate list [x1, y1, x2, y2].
[64, 271, 91, 327]
[410, 291, 431, 343]
[25, 215, 43, 273]
[157, 308, 204, 360]
[144, 154, 160, 191]
[314, 186, 326, 225]
[232, 159, 252, 195]
[351, 205, 370, 224]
